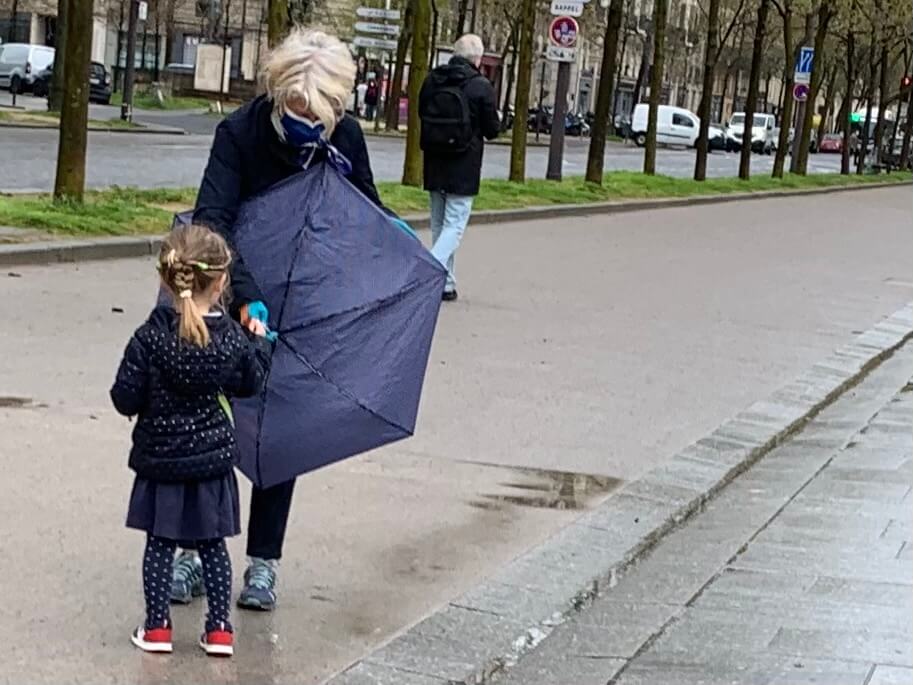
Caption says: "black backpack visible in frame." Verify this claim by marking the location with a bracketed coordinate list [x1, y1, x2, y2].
[420, 76, 475, 154]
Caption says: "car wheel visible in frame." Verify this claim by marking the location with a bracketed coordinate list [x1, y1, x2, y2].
[9, 75, 22, 95]
[634, 132, 647, 147]
[32, 80, 47, 98]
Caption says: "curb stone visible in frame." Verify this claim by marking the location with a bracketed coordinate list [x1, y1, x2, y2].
[0, 180, 908, 268]
[0, 121, 187, 135]
[323, 301, 913, 685]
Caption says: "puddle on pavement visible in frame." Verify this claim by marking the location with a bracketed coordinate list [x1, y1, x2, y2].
[467, 464, 622, 511]
[0, 396, 47, 409]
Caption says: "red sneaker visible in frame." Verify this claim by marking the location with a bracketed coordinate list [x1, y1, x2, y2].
[130, 625, 173, 653]
[199, 628, 234, 657]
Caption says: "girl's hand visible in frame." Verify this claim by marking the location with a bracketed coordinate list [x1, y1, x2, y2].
[247, 318, 268, 337]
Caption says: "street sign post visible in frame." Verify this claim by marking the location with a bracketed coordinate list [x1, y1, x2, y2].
[792, 83, 809, 102]
[355, 7, 401, 20]
[545, 16, 580, 181]
[550, 0, 585, 16]
[794, 46, 813, 85]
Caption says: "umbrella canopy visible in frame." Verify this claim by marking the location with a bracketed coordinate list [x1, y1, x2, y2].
[227, 163, 446, 488]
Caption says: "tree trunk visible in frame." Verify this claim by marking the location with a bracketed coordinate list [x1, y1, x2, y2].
[164, 0, 176, 65]
[386, 0, 414, 130]
[499, 22, 518, 130]
[48, 0, 68, 111]
[612, 23, 630, 123]
[815, 63, 836, 145]
[54, 0, 92, 202]
[643, 0, 668, 175]
[739, 0, 769, 180]
[267, 0, 288, 48]
[456, 0, 469, 35]
[509, 0, 536, 182]
[402, 0, 431, 186]
[795, 1, 832, 175]
[429, 0, 438, 70]
[872, 43, 889, 162]
[632, 30, 651, 106]
[899, 82, 913, 169]
[856, 39, 877, 173]
[7, 0, 19, 43]
[585, 0, 624, 184]
[772, 3, 794, 177]
[693, 0, 721, 181]
[840, 31, 855, 175]
[719, 70, 730, 121]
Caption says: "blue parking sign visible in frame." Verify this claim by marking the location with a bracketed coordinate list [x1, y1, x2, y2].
[795, 46, 814, 75]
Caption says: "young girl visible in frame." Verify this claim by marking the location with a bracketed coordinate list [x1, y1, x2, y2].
[111, 225, 271, 657]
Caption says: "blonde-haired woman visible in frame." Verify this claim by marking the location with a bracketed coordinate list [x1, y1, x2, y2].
[183, 28, 392, 611]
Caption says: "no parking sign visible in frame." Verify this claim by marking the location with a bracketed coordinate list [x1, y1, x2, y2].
[549, 16, 579, 48]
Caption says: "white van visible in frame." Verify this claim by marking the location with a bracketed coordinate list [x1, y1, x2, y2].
[0, 43, 55, 94]
[630, 104, 700, 148]
[725, 112, 776, 154]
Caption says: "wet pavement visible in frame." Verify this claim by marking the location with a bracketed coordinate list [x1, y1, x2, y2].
[493, 344, 913, 685]
[0, 188, 910, 683]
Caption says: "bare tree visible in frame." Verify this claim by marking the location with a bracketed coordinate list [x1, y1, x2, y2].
[738, 0, 770, 179]
[794, 0, 834, 174]
[386, 0, 415, 130]
[508, 0, 536, 182]
[585, 0, 625, 184]
[54, 0, 92, 202]
[48, 0, 68, 112]
[643, 0, 669, 175]
[402, 0, 431, 186]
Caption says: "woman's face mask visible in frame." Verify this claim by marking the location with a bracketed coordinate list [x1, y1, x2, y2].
[281, 109, 326, 147]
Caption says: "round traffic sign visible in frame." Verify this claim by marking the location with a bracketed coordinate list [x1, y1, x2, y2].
[549, 16, 579, 48]
[793, 83, 809, 102]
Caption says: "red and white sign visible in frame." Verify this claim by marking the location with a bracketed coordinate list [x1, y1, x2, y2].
[793, 83, 809, 102]
[549, 16, 579, 48]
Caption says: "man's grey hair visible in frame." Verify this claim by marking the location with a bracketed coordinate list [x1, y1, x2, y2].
[453, 34, 484, 65]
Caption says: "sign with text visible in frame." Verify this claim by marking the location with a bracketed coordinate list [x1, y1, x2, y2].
[546, 45, 577, 63]
[353, 35, 398, 51]
[549, 16, 579, 48]
[550, 0, 585, 16]
[355, 21, 400, 36]
[356, 7, 401, 20]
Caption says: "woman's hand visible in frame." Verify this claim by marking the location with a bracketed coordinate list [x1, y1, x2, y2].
[247, 318, 268, 337]
[240, 302, 270, 337]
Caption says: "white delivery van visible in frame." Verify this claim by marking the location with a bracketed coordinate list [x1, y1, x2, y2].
[630, 104, 700, 148]
[725, 112, 776, 154]
[0, 43, 55, 94]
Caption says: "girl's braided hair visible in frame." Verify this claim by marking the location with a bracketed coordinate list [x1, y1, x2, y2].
[157, 225, 232, 347]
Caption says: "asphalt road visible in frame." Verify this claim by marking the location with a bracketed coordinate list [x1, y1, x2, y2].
[0, 96, 845, 191]
[0, 186, 909, 683]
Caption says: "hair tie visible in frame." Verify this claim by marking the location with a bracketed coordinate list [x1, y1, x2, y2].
[178, 289, 193, 299]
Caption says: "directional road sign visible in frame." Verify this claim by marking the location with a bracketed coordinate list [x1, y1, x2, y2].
[353, 35, 398, 51]
[794, 46, 813, 85]
[356, 7, 401, 20]
[355, 21, 400, 36]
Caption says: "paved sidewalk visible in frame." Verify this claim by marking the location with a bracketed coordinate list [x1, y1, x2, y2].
[493, 344, 913, 685]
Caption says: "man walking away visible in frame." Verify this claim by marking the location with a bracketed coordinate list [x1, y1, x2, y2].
[419, 34, 499, 301]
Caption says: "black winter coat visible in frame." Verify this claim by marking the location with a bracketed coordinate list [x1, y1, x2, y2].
[110, 307, 271, 482]
[193, 95, 391, 309]
[420, 56, 500, 196]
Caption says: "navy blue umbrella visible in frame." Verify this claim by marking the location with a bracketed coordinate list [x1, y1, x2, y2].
[222, 163, 446, 488]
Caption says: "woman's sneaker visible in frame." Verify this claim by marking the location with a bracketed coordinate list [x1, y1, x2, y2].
[171, 550, 205, 604]
[130, 625, 173, 653]
[236, 558, 277, 611]
[199, 627, 234, 657]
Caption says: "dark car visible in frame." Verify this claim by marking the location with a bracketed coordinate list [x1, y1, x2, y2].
[33, 60, 112, 104]
[707, 123, 726, 151]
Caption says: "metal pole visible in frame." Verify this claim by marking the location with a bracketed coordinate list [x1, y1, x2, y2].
[536, 58, 546, 142]
[121, 0, 139, 122]
[790, 97, 806, 172]
[546, 60, 570, 180]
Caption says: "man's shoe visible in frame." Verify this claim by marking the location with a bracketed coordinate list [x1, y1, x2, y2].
[442, 290, 458, 302]
[171, 550, 205, 604]
[130, 624, 173, 654]
[237, 558, 277, 611]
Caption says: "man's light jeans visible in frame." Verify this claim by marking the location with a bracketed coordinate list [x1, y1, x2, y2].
[429, 190, 474, 294]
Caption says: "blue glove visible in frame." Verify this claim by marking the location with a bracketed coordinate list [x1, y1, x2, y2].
[390, 216, 418, 238]
[244, 300, 278, 342]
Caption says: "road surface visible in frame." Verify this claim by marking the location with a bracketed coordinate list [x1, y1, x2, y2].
[0, 186, 909, 683]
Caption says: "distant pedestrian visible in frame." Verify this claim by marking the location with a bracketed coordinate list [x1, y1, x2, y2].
[112, 225, 271, 657]
[419, 33, 499, 301]
[364, 78, 379, 120]
[355, 80, 368, 117]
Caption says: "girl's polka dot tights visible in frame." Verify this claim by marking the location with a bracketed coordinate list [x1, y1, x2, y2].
[143, 535, 233, 633]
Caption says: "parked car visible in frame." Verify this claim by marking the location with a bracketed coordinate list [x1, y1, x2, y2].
[707, 123, 726, 151]
[0, 42, 55, 94]
[725, 112, 775, 154]
[818, 133, 844, 153]
[630, 104, 700, 147]
[32, 60, 112, 104]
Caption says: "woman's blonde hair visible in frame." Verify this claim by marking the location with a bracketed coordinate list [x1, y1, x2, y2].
[157, 225, 232, 348]
[263, 28, 357, 139]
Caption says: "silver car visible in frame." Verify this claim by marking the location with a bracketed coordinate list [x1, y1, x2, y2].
[0, 43, 55, 94]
